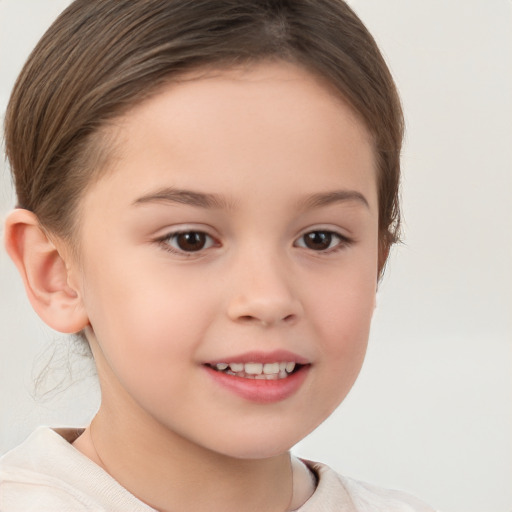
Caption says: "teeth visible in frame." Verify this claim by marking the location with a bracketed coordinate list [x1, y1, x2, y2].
[263, 362, 280, 374]
[244, 363, 263, 375]
[285, 362, 296, 373]
[212, 361, 299, 379]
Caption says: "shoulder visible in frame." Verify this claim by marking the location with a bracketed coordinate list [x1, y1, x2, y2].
[0, 427, 155, 512]
[1, 428, 92, 511]
[299, 460, 439, 512]
[0, 475, 94, 512]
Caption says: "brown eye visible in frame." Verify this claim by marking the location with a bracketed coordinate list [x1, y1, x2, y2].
[296, 230, 345, 251]
[304, 231, 332, 250]
[165, 231, 214, 252]
[176, 232, 206, 251]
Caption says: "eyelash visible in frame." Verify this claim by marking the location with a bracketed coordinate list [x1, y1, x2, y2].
[156, 229, 352, 256]
[294, 230, 352, 253]
[157, 230, 217, 256]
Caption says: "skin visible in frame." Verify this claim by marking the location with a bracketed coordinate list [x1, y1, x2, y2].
[7, 61, 380, 512]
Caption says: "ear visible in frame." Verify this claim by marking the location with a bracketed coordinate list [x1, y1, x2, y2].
[4, 209, 89, 333]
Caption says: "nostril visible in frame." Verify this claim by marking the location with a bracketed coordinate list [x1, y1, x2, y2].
[236, 314, 295, 326]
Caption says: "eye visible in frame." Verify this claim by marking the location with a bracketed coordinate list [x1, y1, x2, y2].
[295, 230, 348, 252]
[161, 231, 216, 253]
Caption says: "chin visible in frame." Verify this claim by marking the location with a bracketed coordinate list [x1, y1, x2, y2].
[202, 424, 313, 460]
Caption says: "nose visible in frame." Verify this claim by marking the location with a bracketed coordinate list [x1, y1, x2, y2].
[226, 251, 303, 327]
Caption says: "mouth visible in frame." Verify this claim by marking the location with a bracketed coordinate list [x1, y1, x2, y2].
[203, 353, 310, 403]
[205, 361, 304, 380]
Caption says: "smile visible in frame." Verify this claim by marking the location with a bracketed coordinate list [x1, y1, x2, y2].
[207, 362, 300, 380]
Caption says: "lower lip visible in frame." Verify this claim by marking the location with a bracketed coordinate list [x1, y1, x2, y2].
[204, 365, 310, 404]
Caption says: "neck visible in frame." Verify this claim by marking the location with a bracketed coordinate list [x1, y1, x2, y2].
[75, 406, 294, 512]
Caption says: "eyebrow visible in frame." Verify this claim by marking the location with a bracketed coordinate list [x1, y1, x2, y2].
[133, 187, 233, 209]
[133, 187, 369, 210]
[297, 190, 370, 210]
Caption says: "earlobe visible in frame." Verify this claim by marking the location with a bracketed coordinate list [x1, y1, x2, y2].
[4, 209, 89, 334]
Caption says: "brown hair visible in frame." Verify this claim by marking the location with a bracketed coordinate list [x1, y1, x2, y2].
[4, 0, 403, 272]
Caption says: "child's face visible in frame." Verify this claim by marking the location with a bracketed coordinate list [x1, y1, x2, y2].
[73, 61, 379, 458]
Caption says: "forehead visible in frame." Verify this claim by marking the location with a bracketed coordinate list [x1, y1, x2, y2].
[87, 61, 377, 211]
[120, 61, 373, 150]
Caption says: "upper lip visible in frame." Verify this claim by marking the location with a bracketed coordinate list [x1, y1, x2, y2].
[205, 350, 310, 366]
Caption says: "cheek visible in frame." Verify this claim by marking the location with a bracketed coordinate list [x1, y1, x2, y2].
[310, 252, 377, 337]
[81, 259, 215, 361]
[305, 258, 377, 384]
[314, 287, 373, 365]
[309, 292, 373, 417]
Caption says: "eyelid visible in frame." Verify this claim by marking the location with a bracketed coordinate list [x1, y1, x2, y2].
[293, 227, 353, 252]
[155, 225, 220, 256]
[153, 224, 353, 256]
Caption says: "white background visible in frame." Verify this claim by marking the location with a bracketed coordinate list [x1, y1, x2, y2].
[0, 1, 510, 511]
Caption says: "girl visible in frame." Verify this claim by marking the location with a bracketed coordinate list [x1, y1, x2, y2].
[1, 1, 436, 510]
